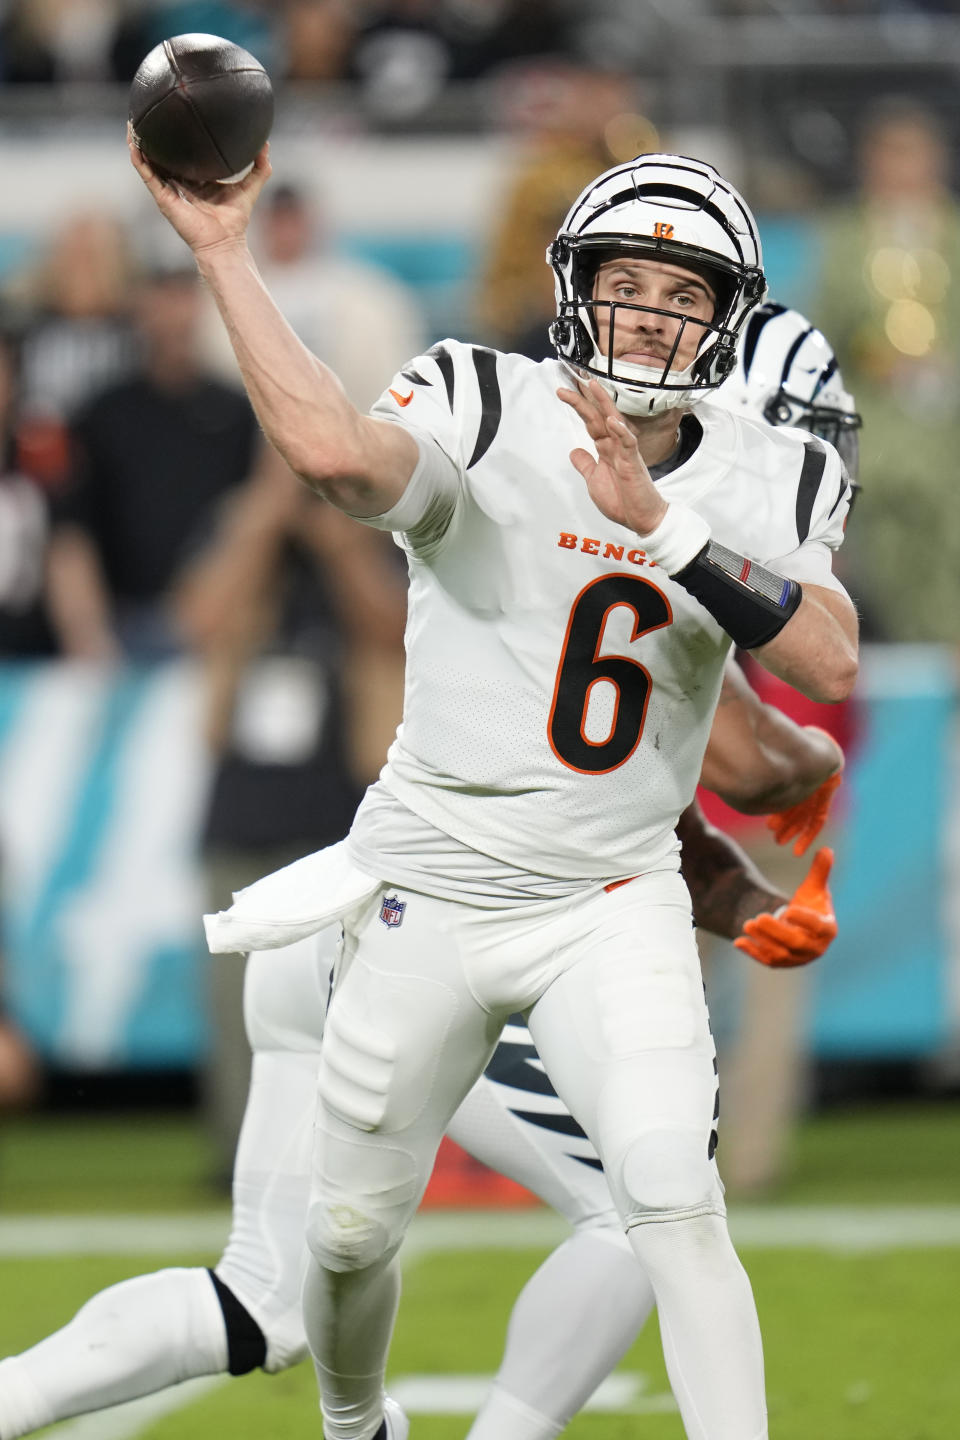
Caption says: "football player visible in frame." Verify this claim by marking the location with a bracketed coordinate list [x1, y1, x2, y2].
[128, 140, 858, 1440]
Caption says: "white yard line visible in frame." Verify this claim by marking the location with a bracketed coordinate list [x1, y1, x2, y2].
[4, 1204, 960, 1259]
[388, 1373, 678, 1416]
[405, 1203, 960, 1255]
[0, 1212, 232, 1257]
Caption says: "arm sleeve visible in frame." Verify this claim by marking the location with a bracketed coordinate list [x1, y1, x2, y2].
[359, 431, 461, 553]
[359, 341, 472, 554]
[770, 439, 852, 594]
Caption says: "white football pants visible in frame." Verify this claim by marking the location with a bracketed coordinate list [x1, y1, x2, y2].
[307, 869, 723, 1268]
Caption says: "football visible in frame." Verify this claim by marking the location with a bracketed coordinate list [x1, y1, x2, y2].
[128, 32, 274, 186]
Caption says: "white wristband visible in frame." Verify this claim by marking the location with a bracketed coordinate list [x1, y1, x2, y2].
[636, 503, 712, 576]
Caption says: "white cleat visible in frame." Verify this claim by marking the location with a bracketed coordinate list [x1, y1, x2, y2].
[383, 1395, 410, 1440]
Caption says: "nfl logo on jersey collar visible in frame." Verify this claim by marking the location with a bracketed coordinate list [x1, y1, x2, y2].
[380, 894, 406, 928]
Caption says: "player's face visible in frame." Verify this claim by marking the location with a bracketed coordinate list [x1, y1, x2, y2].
[592, 258, 716, 374]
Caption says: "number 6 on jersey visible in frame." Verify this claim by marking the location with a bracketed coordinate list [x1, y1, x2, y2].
[548, 574, 673, 774]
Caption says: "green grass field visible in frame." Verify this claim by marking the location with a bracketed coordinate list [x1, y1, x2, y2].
[2, 1100, 959, 1439]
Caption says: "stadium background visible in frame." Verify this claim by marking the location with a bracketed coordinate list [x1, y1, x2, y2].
[0, 2, 958, 1437]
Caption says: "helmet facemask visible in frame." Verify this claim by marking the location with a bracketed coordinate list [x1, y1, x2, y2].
[551, 236, 750, 416]
[549, 155, 767, 418]
[713, 298, 863, 514]
[763, 390, 862, 480]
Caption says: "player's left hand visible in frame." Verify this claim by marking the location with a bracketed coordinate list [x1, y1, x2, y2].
[766, 764, 842, 855]
[557, 379, 668, 536]
[734, 847, 836, 968]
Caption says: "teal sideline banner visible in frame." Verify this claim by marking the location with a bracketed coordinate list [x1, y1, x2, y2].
[0, 649, 955, 1069]
[0, 660, 212, 1068]
[810, 645, 957, 1058]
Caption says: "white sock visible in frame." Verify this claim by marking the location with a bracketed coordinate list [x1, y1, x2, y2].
[467, 1227, 655, 1440]
[0, 1267, 228, 1439]
[302, 1252, 401, 1440]
[627, 1213, 768, 1440]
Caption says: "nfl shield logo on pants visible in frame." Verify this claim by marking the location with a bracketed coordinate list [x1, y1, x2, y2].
[379, 894, 406, 928]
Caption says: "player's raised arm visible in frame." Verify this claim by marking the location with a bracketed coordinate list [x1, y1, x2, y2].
[128, 135, 418, 518]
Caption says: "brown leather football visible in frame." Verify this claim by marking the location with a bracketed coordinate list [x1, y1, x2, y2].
[129, 33, 274, 185]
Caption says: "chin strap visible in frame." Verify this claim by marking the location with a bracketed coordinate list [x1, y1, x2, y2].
[584, 345, 702, 418]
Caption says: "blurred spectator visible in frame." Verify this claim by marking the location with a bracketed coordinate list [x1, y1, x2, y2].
[0, 335, 57, 658]
[0, 0, 120, 83]
[46, 266, 259, 662]
[240, 177, 420, 780]
[346, 0, 579, 121]
[813, 97, 960, 641]
[0, 333, 46, 1113]
[715, 1, 949, 12]
[203, 179, 427, 413]
[0, 1011, 40, 1110]
[281, 0, 357, 81]
[473, 59, 651, 356]
[173, 447, 407, 1177]
[7, 212, 139, 494]
[110, 0, 280, 80]
[188, 179, 423, 1173]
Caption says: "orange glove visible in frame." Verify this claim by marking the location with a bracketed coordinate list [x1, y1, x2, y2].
[766, 770, 842, 855]
[734, 848, 837, 968]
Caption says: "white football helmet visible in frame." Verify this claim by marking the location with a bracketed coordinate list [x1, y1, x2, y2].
[548, 152, 766, 417]
[715, 301, 862, 482]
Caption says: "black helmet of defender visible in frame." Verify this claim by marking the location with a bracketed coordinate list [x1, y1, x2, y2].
[548, 153, 766, 417]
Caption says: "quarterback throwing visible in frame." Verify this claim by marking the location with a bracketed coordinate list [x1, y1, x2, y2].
[130, 135, 858, 1440]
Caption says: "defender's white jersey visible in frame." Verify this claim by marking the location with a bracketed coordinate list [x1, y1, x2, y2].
[359, 340, 850, 883]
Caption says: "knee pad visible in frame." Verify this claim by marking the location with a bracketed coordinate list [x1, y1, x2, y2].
[306, 1135, 419, 1273]
[619, 1128, 723, 1222]
[306, 1196, 396, 1275]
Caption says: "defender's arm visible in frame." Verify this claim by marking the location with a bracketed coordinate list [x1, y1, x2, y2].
[700, 659, 843, 816]
[679, 802, 836, 968]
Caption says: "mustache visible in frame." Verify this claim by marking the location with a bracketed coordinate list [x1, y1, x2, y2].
[615, 341, 673, 361]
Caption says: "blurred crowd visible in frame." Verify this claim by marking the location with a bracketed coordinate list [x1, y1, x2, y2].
[0, 0, 607, 89]
[0, 1, 954, 96]
[0, 179, 422, 1148]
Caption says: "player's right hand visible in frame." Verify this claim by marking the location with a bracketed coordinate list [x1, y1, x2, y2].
[734, 847, 837, 968]
[128, 126, 271, 257]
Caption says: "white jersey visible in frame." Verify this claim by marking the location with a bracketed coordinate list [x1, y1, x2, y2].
[354, 339, 850, 885]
